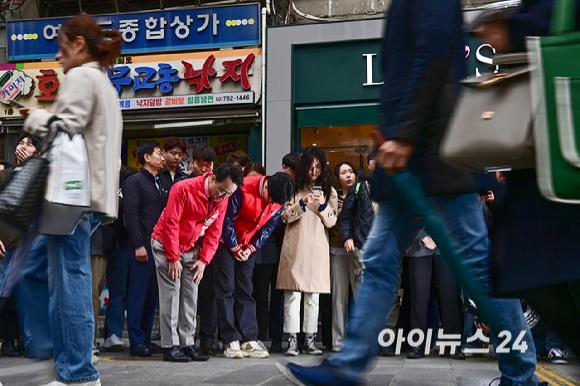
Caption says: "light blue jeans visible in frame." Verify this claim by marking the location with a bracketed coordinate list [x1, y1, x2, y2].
[18, 213, 101, 383]
[329, 194, 539, 386]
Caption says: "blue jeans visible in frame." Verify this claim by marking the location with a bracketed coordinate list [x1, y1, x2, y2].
[329, 194, 538, 386]
[104, 248, 130, 338]
[18, 213, 101, 383]
[17, 236, 50, 359]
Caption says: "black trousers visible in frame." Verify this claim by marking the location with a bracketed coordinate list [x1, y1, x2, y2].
[252, 263, 283, 342]
[213, 245, 258, 343]
[408, 254, 463, 339]
[522, 281, 580, 356]
[0, 294, 20, 340]
[198, 262, 219, 344]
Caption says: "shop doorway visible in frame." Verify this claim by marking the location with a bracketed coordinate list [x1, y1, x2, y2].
[300, 124, 376, 187]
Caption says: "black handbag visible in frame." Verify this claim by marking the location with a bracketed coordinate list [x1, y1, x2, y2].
[0, 118, 59, 235]
[0, 156, 49, 234]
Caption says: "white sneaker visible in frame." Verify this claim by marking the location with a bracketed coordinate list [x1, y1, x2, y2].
[41, 379, 101, 386]
[102, 334, 126, 352]
[241, 340, 270, 359]
[223, 340, 244, 359]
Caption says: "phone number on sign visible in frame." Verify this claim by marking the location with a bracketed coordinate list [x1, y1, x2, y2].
[214, 94, 251, 103]
[378, 328, 529, 355]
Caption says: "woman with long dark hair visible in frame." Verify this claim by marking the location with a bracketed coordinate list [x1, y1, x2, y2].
[277, 147, 338, 356]
[19, 13, 123, 386]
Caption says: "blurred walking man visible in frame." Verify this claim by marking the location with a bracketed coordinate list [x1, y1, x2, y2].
[280, 1, 543, 385]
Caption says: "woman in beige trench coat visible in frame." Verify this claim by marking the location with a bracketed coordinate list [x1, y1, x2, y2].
[277, 147, 338, 356]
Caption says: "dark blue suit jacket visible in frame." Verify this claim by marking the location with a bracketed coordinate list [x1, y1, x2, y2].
[372, 0, 476, 201]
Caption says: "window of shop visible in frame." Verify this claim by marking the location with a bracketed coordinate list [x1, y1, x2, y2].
[300, 124, 375, 180]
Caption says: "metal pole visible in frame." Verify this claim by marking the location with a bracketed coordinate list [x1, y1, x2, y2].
[78, 0, 83, 12]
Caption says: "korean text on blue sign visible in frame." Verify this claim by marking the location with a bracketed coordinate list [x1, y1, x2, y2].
[6, 4, 260, 61]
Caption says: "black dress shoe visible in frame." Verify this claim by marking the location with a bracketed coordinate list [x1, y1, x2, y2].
[380, 345, 396, 357]
[269, 340, 283, 353]
[213, 340, 225, 354]
[163, 346, 191, 362]
[130, 343, 151, 357]
[1, 340, 23, 357]
[182, 345, 209, 361]
[201, 342, 217, 356]
[406, 346, 425, 359]
[147, 342, 164, 355]
[444, 348, 466, 360]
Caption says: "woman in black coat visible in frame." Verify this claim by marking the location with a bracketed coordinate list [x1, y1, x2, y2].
[477, 0, 580, 356]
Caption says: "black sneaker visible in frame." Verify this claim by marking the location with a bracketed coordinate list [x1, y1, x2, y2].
[285, 336, 299, 356]
[548, 348, 568, 364]
[303, 335, 323, 355]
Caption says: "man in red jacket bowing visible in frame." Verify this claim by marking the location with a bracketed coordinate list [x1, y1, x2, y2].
[151, 163, 244, 363]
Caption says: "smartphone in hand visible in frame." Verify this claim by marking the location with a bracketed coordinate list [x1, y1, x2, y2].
[312, 185, 322, 195]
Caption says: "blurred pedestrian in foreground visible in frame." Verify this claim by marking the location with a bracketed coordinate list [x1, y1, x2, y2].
[19, 13, 123, 386]
[279, 1, 542, 385]
[477, 0, 580, 358]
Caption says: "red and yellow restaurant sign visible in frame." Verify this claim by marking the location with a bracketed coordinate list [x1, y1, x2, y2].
[0, 48, 261, 118]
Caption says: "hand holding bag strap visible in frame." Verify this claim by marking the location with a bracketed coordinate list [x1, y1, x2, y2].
[551, 0, 576, 36]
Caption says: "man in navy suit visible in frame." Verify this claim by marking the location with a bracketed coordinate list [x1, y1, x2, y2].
[280, 1, 544, 385]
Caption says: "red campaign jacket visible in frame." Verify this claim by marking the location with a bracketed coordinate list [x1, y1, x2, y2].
[221, 176, 283, 253]
[152, 173, 228, 264]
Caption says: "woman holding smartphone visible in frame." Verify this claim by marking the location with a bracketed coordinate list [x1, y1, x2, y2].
[277, 147, 338, 356]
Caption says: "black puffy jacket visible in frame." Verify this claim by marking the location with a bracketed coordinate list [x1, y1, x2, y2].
[337, 182, 375, 249]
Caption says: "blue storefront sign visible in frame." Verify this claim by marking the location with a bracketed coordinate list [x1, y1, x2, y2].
[6, 3, 260, 61]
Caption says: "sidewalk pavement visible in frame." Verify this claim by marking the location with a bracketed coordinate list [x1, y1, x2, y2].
[0, 350, 579, 386]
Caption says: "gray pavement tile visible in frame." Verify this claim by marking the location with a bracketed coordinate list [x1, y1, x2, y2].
[203, 364, 281, 384]
[390, 381, 455, 386]
[395, 368, 455, 381]
[364, 374, 396, 386]
[457, 377, 501, 386]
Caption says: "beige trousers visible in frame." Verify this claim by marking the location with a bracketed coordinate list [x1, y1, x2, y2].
[330, 252, 360, 348]
[151, 238, 199, 349]
[284, 291, 319, 334]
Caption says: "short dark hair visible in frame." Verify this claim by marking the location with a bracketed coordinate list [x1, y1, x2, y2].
[17, 133, 41, 151]
[282, 152, 301, 170]
[226, 151, 250, 168]
[267, 172, 294, 205]
[164, 136, 186, 152]
[243, 161, 266, 177]
[192, 145, 216, 163]
[120, 165, 137, 180]
[357, 169, 369, 182]
[214, 162, 244, 187]
[137, 141, 160, 166]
